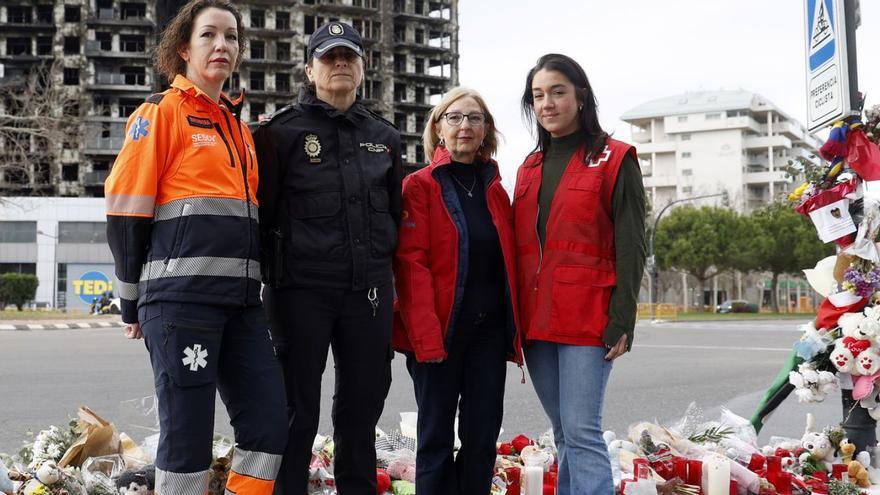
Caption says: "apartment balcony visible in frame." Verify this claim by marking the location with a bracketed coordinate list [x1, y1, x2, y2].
[247, 27, 297, 38]
[247, 88, 290, 98]
[0, 21, 56, 32]
[637, 141, 676, 154]
[743, 134, 792, 150]
[394, 40, 454, 54]
[631, 129, 651, 143]
[393, 11, 453, 24]
[241, 58, 297, 68]
[643, 175, 677, 188]
[773, 121, 805, 141]
[306, 3, 379, 16]
[86, 9, 155, 28]
[86, 72, 151, 92]
[743, 169, 790, 185]
[84, 136, 124, 155]
[85, 41, 150, 59]
[394, 70, 450, 84]
[0, 54, 43, 64]
[85, 116, 128, 123]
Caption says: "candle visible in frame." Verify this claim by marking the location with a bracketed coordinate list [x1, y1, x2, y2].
[633, 458, 650, 480]
[704, 454, 731, 495]
[832, 464, 848, 481]
[729, 479, 738, 495]
[505, 467, 521, 495]
[765, 456, 781, 485]
[747, 453, 765, 472]
[776, 472, 792, 495]
[524, 465, 543, 495]
[687, 459, 703, 487]
[673, 457, 688, 481]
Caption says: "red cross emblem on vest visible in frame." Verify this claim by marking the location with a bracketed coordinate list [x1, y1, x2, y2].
[588, 146, 611, 168]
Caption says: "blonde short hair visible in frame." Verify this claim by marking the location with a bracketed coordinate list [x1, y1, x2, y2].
[422, 87, 499, 162]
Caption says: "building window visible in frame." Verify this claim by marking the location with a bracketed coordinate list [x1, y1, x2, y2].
[681, 168, 693, 176]
[8, 38, 32, 56]
[251, 9, 264, 28]
[365, 79, 382, 100]
[63, 36, 80, 55]
[415, 57, 425, 74]
[59, 222, 107, 244]
[37, 5, 53, 23]
[62, 164, 78, 181]
[304, 15, 324, 35]
[119, 98, 140, 116]
[394, 53, 406, 73]
[120, 35, 145, 52]
[682, 186, 693, 194]
[0, 263, 37, 275]
[0, 222, 37, 243]
[36, 37, 52, 56]
[681, 152, 692, 158]
[8, 6, 32, 23]
[394, 112, 406, 131]
[275, 72, 290, 93]
[121, 66, 146, 85]
[64, 5, 81, 22]
[250, 102, 265, 120]
[96, 32, 112, 51]
[251, 40, 265, 59]
[63, 68, 79, 85]
[416, 144, 425, 163]
[366, 50, 381, 70]
[276, 11, 289, 30]
[677, 115, 688, 123]
[681, 133, 691, 141]
[415, 86, 425, 103]
[705, 113, 721, 120]
[394, 24, 406, 42]
[276, 42, 290, 61]
[250, 71, 265, 91]
[120, 2, 146, 19]
[415, 29, 425, 44]
[394, 83, 406, 102]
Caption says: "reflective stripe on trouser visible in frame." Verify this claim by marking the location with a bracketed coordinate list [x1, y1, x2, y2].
[154, 196, 259, 223]
[155, 468, 210, 495]
[224, 447, 282, 495]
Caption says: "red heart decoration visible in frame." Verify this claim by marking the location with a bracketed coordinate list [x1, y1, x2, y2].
[843, 336, 871, 356]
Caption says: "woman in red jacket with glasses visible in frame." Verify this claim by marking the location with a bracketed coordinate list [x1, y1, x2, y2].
[393, 87, 522, 495]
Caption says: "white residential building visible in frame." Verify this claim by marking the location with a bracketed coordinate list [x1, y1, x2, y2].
[620, 90, 822, 211]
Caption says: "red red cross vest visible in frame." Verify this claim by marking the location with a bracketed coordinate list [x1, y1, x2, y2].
[512, 137, 636, 346]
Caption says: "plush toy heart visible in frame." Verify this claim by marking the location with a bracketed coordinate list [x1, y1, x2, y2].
[843, 336, 871, 356]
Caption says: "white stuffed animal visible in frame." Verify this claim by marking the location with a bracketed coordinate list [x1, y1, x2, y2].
[789, 362, 838, 402]
[831, 312, 880, 374]
[798, 413, 835, 473]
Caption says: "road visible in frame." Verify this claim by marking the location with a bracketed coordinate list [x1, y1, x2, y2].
[0, 318, 846, 455]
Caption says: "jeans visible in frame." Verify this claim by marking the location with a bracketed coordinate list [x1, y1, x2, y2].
[525, 341, 613, 495]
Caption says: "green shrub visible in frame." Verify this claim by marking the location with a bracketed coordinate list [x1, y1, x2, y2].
[0, 273, 39, 311]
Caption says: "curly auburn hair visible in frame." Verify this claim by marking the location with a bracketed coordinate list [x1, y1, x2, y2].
[153, 0, 247, 83]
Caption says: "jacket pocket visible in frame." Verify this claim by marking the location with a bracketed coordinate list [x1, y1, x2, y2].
[549, 264, 616, 339]
[369, 187, 398, 258]
[560, 174, 602, 222]
[286, 191, 346, 261]
[159, 319, 222, 388]
[289, 191, 341, 218]
[165, 203, 192, 271]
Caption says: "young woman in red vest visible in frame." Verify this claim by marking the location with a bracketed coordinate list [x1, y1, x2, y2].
[393, 87, 523, 494]
[513, 53, 647, 495]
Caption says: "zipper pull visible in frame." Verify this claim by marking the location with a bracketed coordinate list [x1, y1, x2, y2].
[368, 287, 378, 317]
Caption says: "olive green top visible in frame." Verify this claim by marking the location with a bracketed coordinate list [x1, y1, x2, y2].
[538, 134, 647, 350]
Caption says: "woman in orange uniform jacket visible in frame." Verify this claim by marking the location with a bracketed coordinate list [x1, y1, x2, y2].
[104, 1, 286, 493]
[393, 87, 523, 494]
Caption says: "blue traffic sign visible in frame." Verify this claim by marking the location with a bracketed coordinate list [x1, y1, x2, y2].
[806, 0, 837, 71]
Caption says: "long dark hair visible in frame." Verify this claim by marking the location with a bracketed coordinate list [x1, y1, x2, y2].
[521, 53, 607, 162]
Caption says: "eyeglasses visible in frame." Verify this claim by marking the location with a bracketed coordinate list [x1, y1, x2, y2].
[442, 112, 486, 126]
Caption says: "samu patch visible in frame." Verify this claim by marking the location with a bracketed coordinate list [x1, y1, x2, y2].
[187, 115, 213, 129]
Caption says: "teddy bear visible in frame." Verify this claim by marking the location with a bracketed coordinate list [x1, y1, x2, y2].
[830, 312, 880, 375]
[114, 465, 155, 495]
[789, 362, 838, 402]
[798, 414, 835, 474]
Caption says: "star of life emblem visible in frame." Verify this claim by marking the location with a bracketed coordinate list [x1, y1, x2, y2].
[182, 344, 208, 372]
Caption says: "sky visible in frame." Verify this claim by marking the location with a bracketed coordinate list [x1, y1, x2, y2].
[455, 0, 880, 191]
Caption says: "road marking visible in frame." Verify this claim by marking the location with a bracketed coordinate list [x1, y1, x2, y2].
[26, 324, 42, 330]
[53, 324, 70, 329]
[76, 323, 90, 328]
[637, 344, 791, 352]
[0, 324, 14, 330]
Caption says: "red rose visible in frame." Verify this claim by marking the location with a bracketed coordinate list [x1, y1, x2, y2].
[498, 443, 515, 455]
[511, 434, 533, 453]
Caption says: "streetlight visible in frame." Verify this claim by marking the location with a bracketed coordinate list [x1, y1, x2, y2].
[36, 229, 57, 309]
[648, 191, 729, 321]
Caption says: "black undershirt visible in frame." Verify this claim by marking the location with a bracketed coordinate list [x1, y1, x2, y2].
[447, 160, 505, 326]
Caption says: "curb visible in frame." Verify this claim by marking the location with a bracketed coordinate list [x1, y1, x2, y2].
[0, 321, 124, 331]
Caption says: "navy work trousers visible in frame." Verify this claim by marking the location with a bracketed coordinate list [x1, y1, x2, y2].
[406, 313, 507, 495]
[264, 285, 393, 495]
[140, 301, 287, 494]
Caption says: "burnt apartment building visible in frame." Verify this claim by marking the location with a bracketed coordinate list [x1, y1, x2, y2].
[0, 0, 459, 196]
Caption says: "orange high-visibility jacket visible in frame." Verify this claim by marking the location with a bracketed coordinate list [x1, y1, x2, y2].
[105, 75, 261, 324]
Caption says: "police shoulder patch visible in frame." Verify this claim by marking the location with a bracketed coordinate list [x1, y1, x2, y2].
[260, 104, 302, 126]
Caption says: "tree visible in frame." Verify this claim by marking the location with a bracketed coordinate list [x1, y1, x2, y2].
[0, 273, 39, 311]
[733, 201, 833, 313]
[654, 205, 742, 309]
[0, 59, 87, 195]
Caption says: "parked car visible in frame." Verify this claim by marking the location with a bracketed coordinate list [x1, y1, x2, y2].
[716, 299, 759, 313]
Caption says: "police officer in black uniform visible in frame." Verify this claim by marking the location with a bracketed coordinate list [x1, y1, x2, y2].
[252, 22, 403, 495]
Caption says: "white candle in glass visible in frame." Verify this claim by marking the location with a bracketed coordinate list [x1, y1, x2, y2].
[704, 454, 731, 495]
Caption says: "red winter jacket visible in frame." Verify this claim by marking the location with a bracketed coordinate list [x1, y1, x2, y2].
[513, 137, 635, 346]
[392, 147, 523, 364]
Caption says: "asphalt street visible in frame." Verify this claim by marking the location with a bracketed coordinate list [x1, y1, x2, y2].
[0, 318, 847, 455]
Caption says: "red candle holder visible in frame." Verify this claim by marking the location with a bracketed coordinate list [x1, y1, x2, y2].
[687, 459, 702, 487]
[634, 458, 651, 480]
[747, 453, 765, 472]
[505, 467, 521, 495]
[673, 457, 688, 481]
[776, 472, 792, 495]
[729, 479, 738, 495]
[832, 464, 848, 481]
